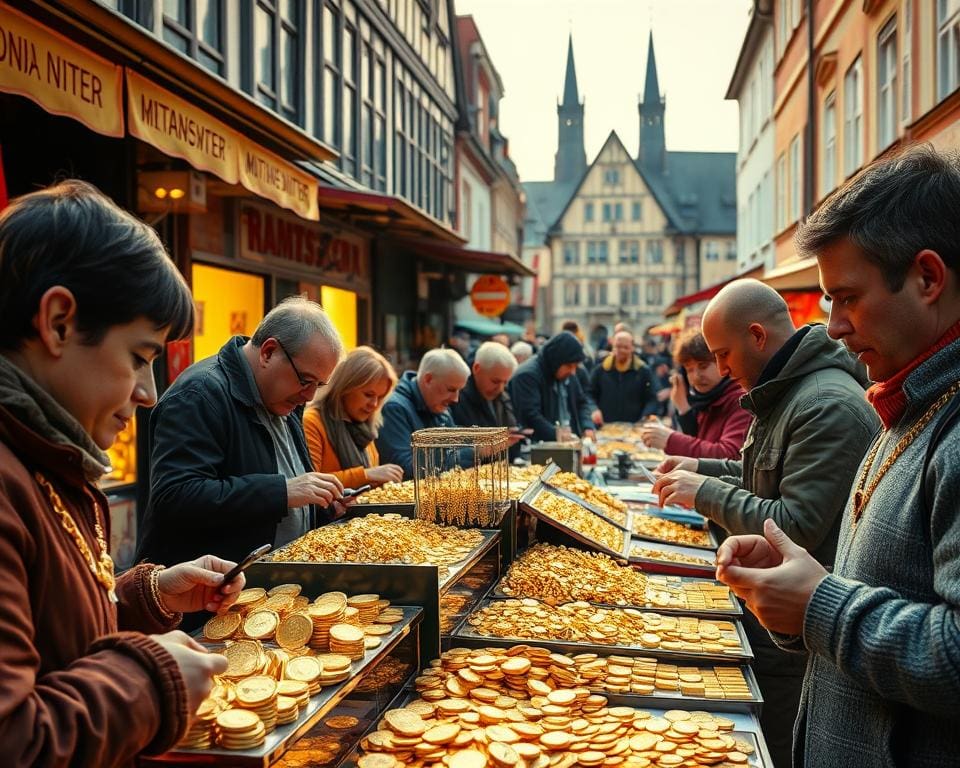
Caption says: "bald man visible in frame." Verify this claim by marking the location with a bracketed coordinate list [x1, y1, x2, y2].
[653, 279, 878, 768]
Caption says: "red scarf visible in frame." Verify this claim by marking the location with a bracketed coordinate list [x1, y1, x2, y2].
[866, 319, 960, 428]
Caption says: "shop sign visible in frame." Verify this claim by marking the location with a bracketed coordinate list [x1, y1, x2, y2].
[470, 275, 512, 318]
[237, 135, 318, 221]
[0, 2, 123, 137]
[126, 69, 238, 184]
[239, 202, 369, 285]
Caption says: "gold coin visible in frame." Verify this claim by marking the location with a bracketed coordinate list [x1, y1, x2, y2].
[347, 593, 380, 605]
[364, 636, 382, 650]
[315, 653, 352, 672]
[422, 722, 461, 744]
[488, 741, 519, 767]
[235, 675, 278, 706]
[243, 610, 280, 640]
[215, 708, 260, 732]
[330, 624, 364, 643]
[235, 587, 267, 606]
[358, 755, 399, 768]
[449, 749, 489, 768]
[222, 640, 260, 678]
[204, 611, 242, 641]
[383, 709, 427, 737]
[325, 715, 360, 729]
[286, 656, 322, 683]
[277, 613, 313, 649]
[267, 583, 303, 597]
[364, 624, 393, 636]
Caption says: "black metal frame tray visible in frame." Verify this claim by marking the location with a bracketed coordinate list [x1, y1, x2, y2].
[628, 539, 720, 577]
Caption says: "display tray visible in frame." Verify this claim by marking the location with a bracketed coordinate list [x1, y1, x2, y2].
[519, 479, 631, 561]
[335, 692, 770, 768]
[450, 599, 753, 663]
[629, 539, 719, 577]
[491, 573, 742, 618]
[629, 510, 720, 551]
[145, 607, 423, 767]
[537, 462, 632, 533]
[583, 670, 763, 714]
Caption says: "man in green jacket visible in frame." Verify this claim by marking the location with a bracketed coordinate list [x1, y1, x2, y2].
[653, 279, 878, 767]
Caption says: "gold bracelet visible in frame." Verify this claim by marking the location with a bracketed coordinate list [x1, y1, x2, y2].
[150, 565, 179, 620]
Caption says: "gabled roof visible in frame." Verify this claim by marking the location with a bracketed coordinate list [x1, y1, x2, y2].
[522, 179, 578, 245]
[658, 151, 737, 234]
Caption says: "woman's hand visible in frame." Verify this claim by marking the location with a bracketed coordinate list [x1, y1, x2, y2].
[365, 464, 404, 485]
[156, 555, 246, 615]
[640, 422, 674, 450]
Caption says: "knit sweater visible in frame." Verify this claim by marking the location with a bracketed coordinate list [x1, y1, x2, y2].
[788, 337, 960, 767]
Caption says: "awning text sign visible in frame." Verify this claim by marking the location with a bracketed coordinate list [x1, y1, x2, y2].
[0, 2, 123, 137]
[237, 136, 318, 221]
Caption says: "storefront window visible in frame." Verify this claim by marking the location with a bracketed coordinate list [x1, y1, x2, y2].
[192, 263, 266, 362]
[321, 285, 358, 350]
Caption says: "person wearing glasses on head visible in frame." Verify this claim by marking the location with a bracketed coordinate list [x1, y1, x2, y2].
[138, 297, 350, 583]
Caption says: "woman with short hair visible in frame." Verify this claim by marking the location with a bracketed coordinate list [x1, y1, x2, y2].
[0, 180, 245, 766]
[640, 329, 751, 459]
[303, 346, 403, 488]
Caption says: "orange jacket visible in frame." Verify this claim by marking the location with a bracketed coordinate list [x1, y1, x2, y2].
[303, 407, 379, 488]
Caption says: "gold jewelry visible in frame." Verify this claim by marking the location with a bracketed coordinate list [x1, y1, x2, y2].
[852, 381, 960, 528]
[150, 565, 179, 620]
[34, 472, 117, 602]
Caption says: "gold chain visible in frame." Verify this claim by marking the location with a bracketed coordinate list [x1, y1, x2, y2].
[852, 381, 960, 529]
[34, 472, 117, 602]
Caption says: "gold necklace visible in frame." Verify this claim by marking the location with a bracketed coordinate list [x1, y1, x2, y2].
[34, 472, 117, 602]
[852, 381, 960, 529]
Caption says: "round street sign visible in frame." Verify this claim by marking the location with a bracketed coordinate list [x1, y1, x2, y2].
[470, 274, 512, 317]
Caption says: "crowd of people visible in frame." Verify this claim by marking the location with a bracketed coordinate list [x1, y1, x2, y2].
[0, 145, 958, 766]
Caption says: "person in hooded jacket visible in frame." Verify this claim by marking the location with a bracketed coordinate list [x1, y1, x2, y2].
[652, 279, 878, 768]
[509, 331, 596, 442]
[639, 329, 751, 459]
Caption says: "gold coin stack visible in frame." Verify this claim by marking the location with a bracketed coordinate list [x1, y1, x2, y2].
[203, 611, 243, 642]
[349, 594, 382, 624]
[547, 472, 629, 527]
[235, 675, 279, 733]
[464, 599, 744, 655]
[285, 655, 324, 696]
[314, 653, 353, 686]
[357, 480, 417, 504]
[631, 545, 716, 569]
[270, 514, 484, 580]
[215, 708, 266, 750]
[277, 679, 311, 710]
[532, 491, 625, 553]
[645, 577, 733, 613]
[632, 512, 713, 548]
[499, 544, 649, 607]
[360, 648, 756, 767]
[178, 698, 221, 749]
[307, 592, 348, 650]
[276, 695, 299, 726]
[329, 623, 366, 660]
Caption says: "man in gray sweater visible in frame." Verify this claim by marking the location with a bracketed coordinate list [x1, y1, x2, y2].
[716, 146, 960, 767]
[653, 279, 878, 767]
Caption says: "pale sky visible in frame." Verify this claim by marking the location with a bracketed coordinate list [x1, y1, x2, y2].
[453, 0, 754, 182]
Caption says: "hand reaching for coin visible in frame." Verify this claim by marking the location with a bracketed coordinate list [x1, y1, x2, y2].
[287, 472, 344, 507]
[151, 630, 227, 714]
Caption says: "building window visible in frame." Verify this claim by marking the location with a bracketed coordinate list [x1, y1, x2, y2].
[588, 282, 608, 307]
[563, 241, 580, 266]
[614, 202, 623, 221]
[251, 0, 301, 123]
[877, 17, 898, 150]
[902, 0, 912, 124]
[618, 240, 640, 264]
[602, 203, 612, 223]
[359, 30, 387, 190]
[162, 0, 226, 76]
[631, 201, 642, 221]
[938, 0, 960, 100]
[564, 282, 580, 306]
[584, 202, 594, 223]
[321, 3, 341, 148]
[646, 239, 663, 265]
[776, 153, 786, 231]
[603, 168, 620, 185]
[705, 241, 720, 262]
[646, 279, 663, 306]
[620, 281, 640, 306]
[844, 57, 863, 176]
[461, 181, 472, 238]
[789, 134, 801, 222]
[726, 241, 737, 261]
[341, 21, 358, 176]
[587, 241, 609, 265]
[822, 91, 837, 198]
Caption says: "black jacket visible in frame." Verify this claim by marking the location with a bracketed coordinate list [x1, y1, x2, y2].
[449, 375, 517, 430]
[375, 371, 455, 479]
[589, 354, 659, 423]
[509, 332, 593, 441]
[137, 336, 318, 568]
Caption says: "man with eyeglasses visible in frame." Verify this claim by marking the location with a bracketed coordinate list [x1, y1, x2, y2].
[137, 297, 347, 587]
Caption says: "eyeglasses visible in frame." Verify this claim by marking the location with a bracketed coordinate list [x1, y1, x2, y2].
[274, 338, 318, 390]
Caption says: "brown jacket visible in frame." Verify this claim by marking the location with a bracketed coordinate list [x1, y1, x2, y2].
[0, 405, 188, 766]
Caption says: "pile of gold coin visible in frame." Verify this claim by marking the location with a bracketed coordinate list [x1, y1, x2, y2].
[464, 599, 744, 655]
[546, 473, 629, 527]
[359, 480, 417, 504]
[270, 514, 485, 578]
[598, 423, 646, 440]
[358, 646, 756, 768]
[645, 577, 733, 613]
[531, 491, 625, 554]
[235, 675, 279, 732]
[631, 546, 716, 569]
[499, 544, 649, 607]
[596, 440, 643, 460]
[330, 624, 367, 660]
[178, 698, 219, 749]
[215, 708, 266, 750]
[632, 513, 713, 548]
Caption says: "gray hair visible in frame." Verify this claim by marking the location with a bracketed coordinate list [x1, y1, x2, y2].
[418, 348, 470, 379]
[510, 341, 534, 362]
[475, 341, 518, 372]
[251, 296, 344, 357]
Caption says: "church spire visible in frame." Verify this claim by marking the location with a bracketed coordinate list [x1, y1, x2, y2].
[638, 30, 666, 174]
[561, 33, 579, 107]
[555, 33, 587, 184]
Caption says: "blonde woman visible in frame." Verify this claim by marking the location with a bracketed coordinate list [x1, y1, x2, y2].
[303, 346, 403, 488]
